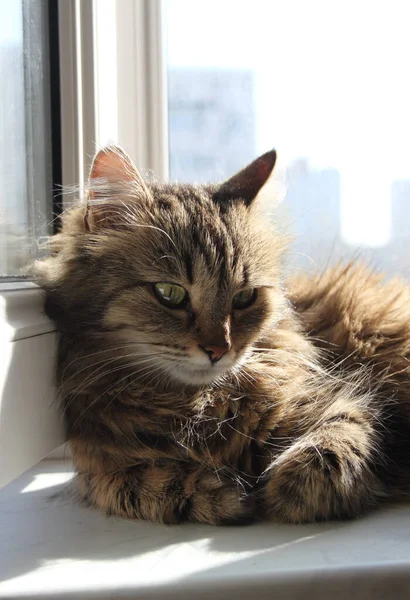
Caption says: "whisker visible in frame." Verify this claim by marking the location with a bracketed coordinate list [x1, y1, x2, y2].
[60, 341, 177, 380]
[70, 361, 166, 430]
[62, 355, 167, 415]
[60, 349, 170, 394]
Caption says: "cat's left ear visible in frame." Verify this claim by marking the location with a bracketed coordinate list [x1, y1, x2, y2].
[214, 150, 277, 208]
[87, 145, 150, 200]
[85, 145, 152, 231]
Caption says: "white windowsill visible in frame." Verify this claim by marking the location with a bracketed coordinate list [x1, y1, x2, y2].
[1, 456, 410, 599]
[0, 282, 55, 342]
[0, 282, 63, 489]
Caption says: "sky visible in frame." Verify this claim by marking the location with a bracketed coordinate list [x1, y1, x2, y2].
[166, 0, 410, 247]
[0, 0, 21, 44]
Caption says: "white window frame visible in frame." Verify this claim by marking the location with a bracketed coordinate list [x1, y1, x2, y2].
[0, 0, 168, 488]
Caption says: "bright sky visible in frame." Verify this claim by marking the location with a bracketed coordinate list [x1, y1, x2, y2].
[166, 0, 410, 246]
[0, 0, 21, 44]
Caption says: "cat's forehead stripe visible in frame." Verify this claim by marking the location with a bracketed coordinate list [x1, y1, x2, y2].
[184, 251, 194, 284]
[179, 190, 233, 282]
[242, 265, 250, 287]
[153, 184, 257, 289]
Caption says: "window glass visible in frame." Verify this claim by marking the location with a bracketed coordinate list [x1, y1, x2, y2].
[166, 0, 410, 275]
[0, 0, 53, 278]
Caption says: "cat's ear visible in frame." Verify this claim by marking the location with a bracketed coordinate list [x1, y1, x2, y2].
[214, 150, 277, 208]
[85, 145, 151, 231]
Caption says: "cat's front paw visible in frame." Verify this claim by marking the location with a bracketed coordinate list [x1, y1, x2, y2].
[184, 472, 255, 526]
[263, 437, 381, 523]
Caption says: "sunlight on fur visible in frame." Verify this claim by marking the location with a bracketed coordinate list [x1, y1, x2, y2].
[35, 145, 410, 526]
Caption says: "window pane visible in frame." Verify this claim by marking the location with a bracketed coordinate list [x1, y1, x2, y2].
[0, 0, 53, 278]
[166, 0, 410, 275]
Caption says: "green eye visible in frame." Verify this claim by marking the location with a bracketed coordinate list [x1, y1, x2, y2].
[153, 282, 188, 308]
[232, 288, 257, 310]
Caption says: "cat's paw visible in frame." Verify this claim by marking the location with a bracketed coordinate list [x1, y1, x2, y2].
[263, 438, 380, 523]
[77, 466, 254, 526]
[183, 472, 255, 526]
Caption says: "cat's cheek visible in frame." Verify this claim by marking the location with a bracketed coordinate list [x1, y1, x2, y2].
[232, 304, 272, 346]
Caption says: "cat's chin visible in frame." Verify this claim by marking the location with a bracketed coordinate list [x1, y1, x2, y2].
[168, 364, 232, 387]
[161, 351, 250, 387]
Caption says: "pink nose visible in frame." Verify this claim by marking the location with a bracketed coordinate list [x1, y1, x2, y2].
[200, 344, 230, 364]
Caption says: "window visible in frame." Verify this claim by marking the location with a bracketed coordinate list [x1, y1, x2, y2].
[0, 0, 56, 279]
[0, 0, 63, 489]
[166, 0, 410, 276]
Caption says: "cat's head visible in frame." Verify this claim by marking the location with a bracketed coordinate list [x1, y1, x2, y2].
[38, 146, 288, 387]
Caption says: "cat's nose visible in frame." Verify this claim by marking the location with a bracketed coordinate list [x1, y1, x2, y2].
[199, 344, 230, 364]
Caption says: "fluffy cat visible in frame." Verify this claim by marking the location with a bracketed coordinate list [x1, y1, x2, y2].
[35, 146, 410, 525]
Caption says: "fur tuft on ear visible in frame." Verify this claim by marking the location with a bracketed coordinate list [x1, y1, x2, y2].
[213, 150, 277, 209]
[84, 145, 152, 231]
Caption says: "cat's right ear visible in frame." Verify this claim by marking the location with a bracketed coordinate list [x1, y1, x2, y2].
[213, 150, 277, 209]
[84, 145, 152, 231]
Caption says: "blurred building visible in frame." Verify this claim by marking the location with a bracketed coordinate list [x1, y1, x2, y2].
[168, 68, 256, 183]
[168, 67, 410, 277]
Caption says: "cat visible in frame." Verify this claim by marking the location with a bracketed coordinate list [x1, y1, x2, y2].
[35, 145, 410, 525]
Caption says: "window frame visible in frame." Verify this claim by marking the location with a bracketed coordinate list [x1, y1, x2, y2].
[114, 0, 169, 180]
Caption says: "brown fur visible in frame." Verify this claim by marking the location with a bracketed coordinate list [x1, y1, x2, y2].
[35, 147, 410, 525]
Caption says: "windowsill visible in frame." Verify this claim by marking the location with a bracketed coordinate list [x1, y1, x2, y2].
[1, 456, 410, 599]
[0, 282, 63, 489]
[0, 282, 55, 342]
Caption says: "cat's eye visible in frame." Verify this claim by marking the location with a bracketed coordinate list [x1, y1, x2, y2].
[232, 288, 257, 310]
[153, 282, 188, 308]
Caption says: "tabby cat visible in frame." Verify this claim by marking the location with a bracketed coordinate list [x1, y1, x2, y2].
[35, 146, 410, 525]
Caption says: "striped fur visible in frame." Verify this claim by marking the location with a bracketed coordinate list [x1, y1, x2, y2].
[35, 147, 410, 525]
